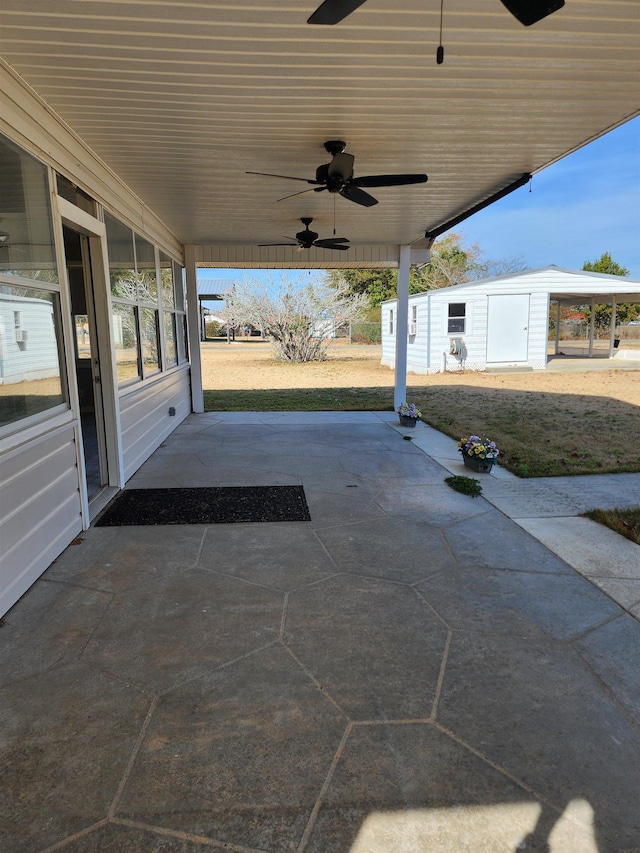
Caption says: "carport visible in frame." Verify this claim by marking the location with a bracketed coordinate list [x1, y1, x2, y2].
[550, 284, 640, 359]
[196, 279, 236, 341]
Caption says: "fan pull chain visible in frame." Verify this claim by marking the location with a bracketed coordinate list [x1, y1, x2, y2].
[333, 194, 337, 235]
[437, 0, 445, 64]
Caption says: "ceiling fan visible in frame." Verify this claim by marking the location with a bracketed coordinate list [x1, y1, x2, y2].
[307, 0, 564, 27]
[258, 217, 350, 251]
[247, 140, 427, 208]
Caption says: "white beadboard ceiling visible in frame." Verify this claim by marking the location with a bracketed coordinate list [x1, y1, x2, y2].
[1, 0, 638, 264]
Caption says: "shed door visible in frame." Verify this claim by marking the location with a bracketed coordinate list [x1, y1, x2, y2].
[486, 294, 530, 362]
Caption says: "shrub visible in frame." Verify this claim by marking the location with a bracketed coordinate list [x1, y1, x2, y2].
[351, 321, 381, 344]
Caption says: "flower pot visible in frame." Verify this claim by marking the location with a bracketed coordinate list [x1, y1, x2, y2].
[462, 452, 494, 473]
[399, 415, 418, 427]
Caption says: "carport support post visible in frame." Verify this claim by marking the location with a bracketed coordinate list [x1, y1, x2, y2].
[555, 301, 561, 354]
[609, 296, 618, 357]
[394, 244, 410, 411]
[588, 297, 595, 357]
[184, 244, 204, 413]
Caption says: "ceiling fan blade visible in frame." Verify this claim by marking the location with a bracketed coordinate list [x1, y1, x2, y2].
[258, 242, 298, 247]
[339, 185, 378, 207]
[500, 0, 564, 26]
[307, 0, 369, 25]
[314, 241, 350, 251]
[277, 187, 323, 202]
[351, 174, 428, 188]
[328, 152, 354, 180]
[314, 237, 349, 247]
[246, 171, 320, 185]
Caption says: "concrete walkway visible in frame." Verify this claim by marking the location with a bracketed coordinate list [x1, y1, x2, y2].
[406, 416, 640, 616]
[1, 412, 639, 853]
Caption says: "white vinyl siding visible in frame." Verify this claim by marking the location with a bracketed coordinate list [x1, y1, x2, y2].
[0, 133, 192, 618]
[119, 368, 191, 481]
[0, 425, 82, 615]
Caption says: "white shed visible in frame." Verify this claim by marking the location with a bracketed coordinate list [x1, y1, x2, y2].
[0, 292, 60, 384]
[381, 266, 640, 374]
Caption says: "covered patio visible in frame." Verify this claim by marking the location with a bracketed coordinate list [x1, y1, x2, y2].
[2, 412, 640, 852]
[1, 3, 640, 851]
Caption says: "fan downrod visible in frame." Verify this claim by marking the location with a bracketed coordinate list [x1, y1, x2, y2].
[323, 140, 347, 156]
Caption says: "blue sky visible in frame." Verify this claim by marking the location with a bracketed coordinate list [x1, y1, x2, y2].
[199, 115, 639, 297]
[458, 115, 640, 277]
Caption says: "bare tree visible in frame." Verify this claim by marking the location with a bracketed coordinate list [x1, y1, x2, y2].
[221, 274, 368, 362]
[469, 254, 527, 281]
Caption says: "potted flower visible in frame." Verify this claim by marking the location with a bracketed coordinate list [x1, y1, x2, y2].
[457, 435, 499, 473]
[397, 402, 422, 427]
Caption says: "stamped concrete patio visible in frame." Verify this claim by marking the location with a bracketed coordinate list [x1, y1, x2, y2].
[1, 411, 639, 853]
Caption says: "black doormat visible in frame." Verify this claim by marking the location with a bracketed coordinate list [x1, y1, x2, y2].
[95, 486, 311, 526]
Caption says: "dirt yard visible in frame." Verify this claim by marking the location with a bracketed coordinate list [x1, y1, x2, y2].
[201, 339, 640, 407]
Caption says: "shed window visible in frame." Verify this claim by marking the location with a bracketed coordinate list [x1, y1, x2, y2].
[448, 303, 466, 334]
[389, 308, 394, 335]
[410, 305, 417, 335]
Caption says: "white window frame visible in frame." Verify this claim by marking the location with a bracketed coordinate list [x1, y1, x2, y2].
[447, 302, 466, 334]
[409, 304, 417, 336]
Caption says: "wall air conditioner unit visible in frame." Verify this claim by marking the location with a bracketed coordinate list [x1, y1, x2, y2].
[409, 322, 417, 336]
[15, 330, 28, 343]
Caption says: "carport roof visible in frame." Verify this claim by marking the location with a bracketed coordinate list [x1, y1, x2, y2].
[381, 265, 640, 303]
[197, 279, 236, 301]
[1, 1, 638, 266]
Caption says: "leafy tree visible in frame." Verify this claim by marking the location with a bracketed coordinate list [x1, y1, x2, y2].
[326, 232, 525, 308]
[581, 252, 638, 333]
[220, 274, 368, 362]
[582, 252, 629, 277]
[324, 268, 400, 307]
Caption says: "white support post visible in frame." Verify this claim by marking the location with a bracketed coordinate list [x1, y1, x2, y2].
[555, 301, 561, 355]
[588, 297, 595, 357]
[184, 244, 204, 413]
[394, 244, 410, 411]
[609, 297, 618, 357]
